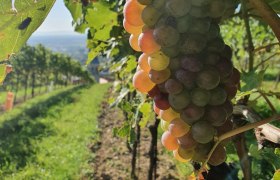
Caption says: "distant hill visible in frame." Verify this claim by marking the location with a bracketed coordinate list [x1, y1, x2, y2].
[28, 34, 88, 64]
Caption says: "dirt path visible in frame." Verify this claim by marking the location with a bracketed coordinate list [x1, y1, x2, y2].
[91, 99, 181, 180]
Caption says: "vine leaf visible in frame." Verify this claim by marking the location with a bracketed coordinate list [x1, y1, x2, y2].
[0, 0, 55, 60]
[241, 69, 266, 91]
[274, 170, 280, 180]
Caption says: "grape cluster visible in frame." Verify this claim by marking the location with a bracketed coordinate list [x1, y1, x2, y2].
[123, 0, 240, 166]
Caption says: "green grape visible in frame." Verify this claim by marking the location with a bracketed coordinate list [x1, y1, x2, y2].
[148, 51, 170, 71]
[221, 44, 233, 60]
[207, 23, 220, 41]
[189, 18, 211, 34]
[220, 100, 233, 117]
[208, 0, 226, 18]
[216, 58, 233, 80]
[168, 56, 181, 72]
[166, 0, 191, 17]
[190, 5, 208, 18]
[204, 52, 220, 65]
[191, 88, 210, 107]
[181, 34, 207, 54]
[208, 87, 227, 105]
[196, 68, 220, 90]
[192, 142, 213, 162]
[165, 79, 184, 95]
[180, 104, 205, 125]
[191, 0, 210, 6]
[142, 5, 162, 27]
[160, 119, 170, 131]
[191, 121, 216, 144]
[177, 146, 194, 160]
[208, 145, 226, 166]
[152, 0, 166, 10]
[153, 25, 180, 47]
[137, 0, 152, 5]
[168, 90, 191, 111]
[176, 15, 192, 33]
[162, 44, 180, 58]
[206, 106, 228, 127]
[149, 69, 171, 84]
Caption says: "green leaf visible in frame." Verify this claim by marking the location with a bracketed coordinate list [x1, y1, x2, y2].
[241, 69, 266, 92]
[273, 170, 280, 180]
[266, 0, 280, 13]
[139, 102, 154, 128]
[249, 144, 262, 159]
[64, 0, 83, 22]
[0, 0, 55, 60]
[275, 148, 280, 156]
[115, 123, 130, 138]
[0, 64, 7, 84]
[85, 1, 117, 40]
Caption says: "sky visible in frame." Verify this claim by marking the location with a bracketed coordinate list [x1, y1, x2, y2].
[33, 0, 79, 36]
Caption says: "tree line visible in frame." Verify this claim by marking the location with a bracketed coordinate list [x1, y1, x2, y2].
[3, 44, 93, 102]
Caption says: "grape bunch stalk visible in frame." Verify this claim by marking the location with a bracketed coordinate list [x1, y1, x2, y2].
[123, 0, 240, 167]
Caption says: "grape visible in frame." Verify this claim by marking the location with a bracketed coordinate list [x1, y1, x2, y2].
[152, 0, 166, 10]
[180, 104, 205, 125]
[177, 132, 197, 149]
[224, 85, 237, 100]
[165, 79, 183, 94]
[153, 102, 160, 115]
[208, 145, 226, 166]
[156, 15, 177, 28]
[209, 87, 227, 105]
[148, 86, 161, 98]
[191, 88, 210, 107]
[123, 19, 142, 35]
[181, 56, 204, 72]
[207, 22, 220, 41]
[161, 131, 179, 151]
[181, 34, 207, 54]
[176, 15, 192, 33]
[138, 53, 151, 72]
[190, 5, 208, 18]
[220, 100, 233, 117]
[159, 108, 180, 122]
[216, 119, 233, 142]
[168, 57, 181, 72]
[141, 5, 162, 27]
[169, 118, 190, 137]
[137, 0, 152, 6]
[189, 18, 211, 35]
[221, 44, 233, 60]
[204, 52, 220, 65]
[133, 70, 155, 93]
[129, 34, 141, 52]
[161, 44, 180, 58]
[153, 25, 180, 47]
[224, 67, 240, 86]
[207, 37, 225, 53]
[154, 93, 170, 110]
[160, 120, 170, 131]
[205, 106, 228, 127]
[192, 142, 213, 162]
[216, 58, 233, 80]
[191, 0, 210, 6]
[191, 121, 216, 144]
[148, 51, 170, 71]
[165, 0, 191, 17]
[177, 146, 194, 160]
[139, 30, 161, 54]
[175, 69, 196, 89]
[208, 0, 226, 18]
[157, 82, 168, 93]
[173, 149, 189, 162]
[123, 0, 144, 26]
[168, 90, 191, 111]
[196, 68, 220, 90]
[149, 69, 171, 84]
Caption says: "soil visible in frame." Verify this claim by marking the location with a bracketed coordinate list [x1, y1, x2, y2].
[89, 96, 182, 180]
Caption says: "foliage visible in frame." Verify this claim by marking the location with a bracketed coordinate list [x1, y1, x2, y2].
[0, 84, 110, 179]
[0, 0, 55, 60]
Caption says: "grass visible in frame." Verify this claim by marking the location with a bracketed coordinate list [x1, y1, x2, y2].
[0, 83, 110, 179]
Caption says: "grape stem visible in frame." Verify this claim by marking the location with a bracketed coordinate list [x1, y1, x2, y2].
[200, 114, 280, 173]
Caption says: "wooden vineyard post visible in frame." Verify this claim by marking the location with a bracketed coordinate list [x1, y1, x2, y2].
[4, 92, 14, 111]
